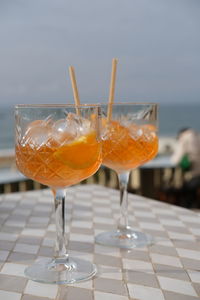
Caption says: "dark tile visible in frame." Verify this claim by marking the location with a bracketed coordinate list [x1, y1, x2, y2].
[38, 246, 54, 257]
[124, 269, 159, 288]
[164, 225, 190, 234]
[59, 287, 93, 300]
[154, 263, 190, 281]
[94, 223, 115, 230]
[71, 227, 94, 235]
[143, 229, 169, 238]
[193, 283, 200, 297]
[1, 226, 22, 234]
[0, 240, 15, 251]
[173, 240, 200, 251]
[8, 251, 36, 264]
[68, 241, 94, 253]
[181, 258, 200, 271]
[94, 277, 127, 295]
[22, 295, 51, 300]
[94, 254, 122, 268]
[163, 290, 198, 300]
[149, 244, 178, 256]
[17, 236, 42, 245]
[0, 274, 27, 293]
[121, 249, 150, 261]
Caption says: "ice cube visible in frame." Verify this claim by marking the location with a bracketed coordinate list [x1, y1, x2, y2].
[141, 124, 157, 141]
[52, 118, 78, 145]
[22, 120, 53, 148]
[66, 113, 91, 136]
[79, 118, 91, 135]
[129, 124, 143, 140]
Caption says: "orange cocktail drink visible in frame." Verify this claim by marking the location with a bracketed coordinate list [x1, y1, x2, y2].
[95, 102, 159, 249]
[16, 126, 101, 188]
[15, 104, 101, 284]
[102, 121, 158, 173]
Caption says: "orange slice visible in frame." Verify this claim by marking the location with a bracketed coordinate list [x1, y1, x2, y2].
[53, 131, 101, 170]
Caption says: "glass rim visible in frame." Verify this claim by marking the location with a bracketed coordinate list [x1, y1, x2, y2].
[101, 101, 158, 106]
[15, 103, 101, 109]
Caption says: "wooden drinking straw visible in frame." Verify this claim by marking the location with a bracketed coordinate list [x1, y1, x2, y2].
[107, 58, 118, 122]
[69, 66, 81, 116]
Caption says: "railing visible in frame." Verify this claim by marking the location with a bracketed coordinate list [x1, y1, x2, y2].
[1, 151, 199, 208]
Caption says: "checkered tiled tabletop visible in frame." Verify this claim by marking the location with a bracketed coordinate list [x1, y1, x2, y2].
[0, 184, 200, 300]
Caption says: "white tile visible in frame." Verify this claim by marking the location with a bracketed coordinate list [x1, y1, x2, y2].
[127, 283, 165, 300]
[21, 228, 45, 237]
[140, 222, 164, 231]
[42, 238, 54, 247]
[69, 279, 92, 289]
[95, 244, 121, 257]
[14, 209, 31, 216]
[70, 251, 93, 261]
[0, 290, 21, 300]
[71, 220, 93, 229]
[156, 240, 174, 247]
[1, 202, 17, 209]
[132, 201, 150, 208]
[0, 250, 9, 261]
[29, 216, 49, 224]
[93, 199, 110, 205]
[152, 208, 176, 215]
[158, 276, 197, 297]
[34, 206, 52, 212]
[5, 220, 26, 227]
[14, 243, 39, 254]
[5, 194, 21, 200]
[190, 228, 200, 236]
[94, 291, 128, 300]
[122, 259, 154, 273]
[0, 232, 18, 241]
[93, 207, 112, 213]
[167, 231, 195, 241]
[160, 219, 184, 227]
[47, 224, 56, 231]
[180, 215, 200, 224]
[93, 217, 115, 224]
[150, 253, 182, 268]
[1, 262, 27, 277]
[134, 211, 155, 218]
[25, 280, 58, 298]
[176, 248, 200, 260]
[188, 270, 200, 283]
[73, 211, 92, 217]
[98, 265, 122, 280]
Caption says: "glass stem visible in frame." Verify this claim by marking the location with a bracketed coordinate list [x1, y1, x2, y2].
[53, 188, 68, 259]
[117, 172, 130, 231]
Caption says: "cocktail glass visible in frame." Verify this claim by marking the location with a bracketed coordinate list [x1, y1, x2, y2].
[95, 102, 158, 248]
[15, 104, 102, 284]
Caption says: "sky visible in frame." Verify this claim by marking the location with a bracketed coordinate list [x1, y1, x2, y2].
[0, 0, 200, 106]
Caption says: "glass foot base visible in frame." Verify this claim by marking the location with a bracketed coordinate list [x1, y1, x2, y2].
[25, 257, 97, 284]
[95, 228, 154, 249]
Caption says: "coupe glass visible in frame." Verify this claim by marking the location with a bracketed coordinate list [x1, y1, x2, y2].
[95, 102, 158, 248]
[15, 104, 102, 284]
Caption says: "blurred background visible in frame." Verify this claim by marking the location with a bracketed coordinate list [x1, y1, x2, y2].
[0, 0, 200, 204]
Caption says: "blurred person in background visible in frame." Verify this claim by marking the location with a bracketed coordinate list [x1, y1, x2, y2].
[171, 127, 200, 208]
